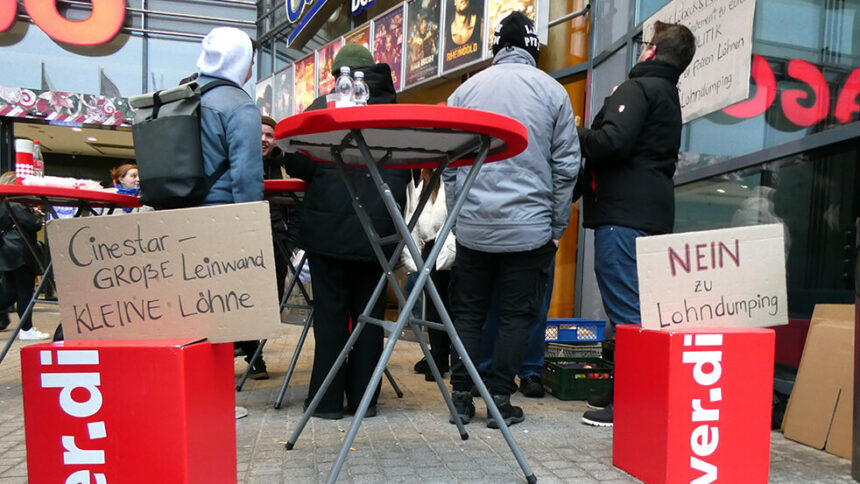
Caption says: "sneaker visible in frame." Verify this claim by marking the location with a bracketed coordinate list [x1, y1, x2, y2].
[449, 390, 475, 424]
[235, 406, 249, 420]
[518, 375, 545, 398]
[582, 402, 613, 427]
[487, 394, 525, 429]
[303, 400, 344, 420]
[19, 328, 50, 341]
[346, 405, 378, 418]
[249, 363, 269, 380]
[413, 357, 429, 374]
[586, 390, 613, 409]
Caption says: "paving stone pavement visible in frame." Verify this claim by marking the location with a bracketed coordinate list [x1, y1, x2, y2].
[0, 307, 855, 483]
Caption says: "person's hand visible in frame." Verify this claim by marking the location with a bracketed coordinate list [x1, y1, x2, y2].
[552, 239, 559, 247]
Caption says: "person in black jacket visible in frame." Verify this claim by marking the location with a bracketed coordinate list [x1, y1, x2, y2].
[0, 172, 49, 340]
[283, 44, 410, 419]
[577, 21, 695, 427]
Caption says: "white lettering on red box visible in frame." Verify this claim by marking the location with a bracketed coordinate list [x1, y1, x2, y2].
[39, 350, 108, 483]
[682, 334, 723, 484]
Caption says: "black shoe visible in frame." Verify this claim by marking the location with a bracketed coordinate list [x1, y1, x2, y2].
[518, 375, 545, 398]
[582, 402, 613, 427]
[249, 363, 269, 380]
[346, 405, 378, 418]
[414, 358, 429, 374]
[449, 390, 475, 424]
[487, 394, 525, 429]
[0, 312, 9, 331]
[303, 400, 344, 420]
[586, 389, 613, 409]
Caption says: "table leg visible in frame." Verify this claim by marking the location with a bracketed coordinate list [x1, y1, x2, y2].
[0, 260, 53, 366]
[274, 306, 314, 409]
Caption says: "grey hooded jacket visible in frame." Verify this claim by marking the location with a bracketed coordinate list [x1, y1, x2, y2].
[444, 47, 580, 253]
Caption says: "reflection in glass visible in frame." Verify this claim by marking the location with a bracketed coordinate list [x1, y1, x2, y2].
[674, 141, 859, 318]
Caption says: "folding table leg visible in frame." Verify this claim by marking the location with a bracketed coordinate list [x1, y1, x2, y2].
[273, 306, 313, 409]
[0, 261, 54, 366]
[235, 339, 267, 391]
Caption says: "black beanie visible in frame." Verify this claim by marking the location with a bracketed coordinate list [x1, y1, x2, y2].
[492, 11, 540, 63]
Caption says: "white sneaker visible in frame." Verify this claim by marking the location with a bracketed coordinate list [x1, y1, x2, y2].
[235, 406, 249, 420]
[18, 328, 50, 341]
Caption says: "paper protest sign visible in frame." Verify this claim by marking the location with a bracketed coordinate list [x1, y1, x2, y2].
[47, 202, 281, 343]
[637, 223, 788, 330]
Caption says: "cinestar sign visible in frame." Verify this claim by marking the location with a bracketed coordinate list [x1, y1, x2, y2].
[0, 0, 125, 46]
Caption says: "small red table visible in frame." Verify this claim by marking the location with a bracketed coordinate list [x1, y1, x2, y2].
[0, 185, 140, 366]
[275, 104, 532, 483]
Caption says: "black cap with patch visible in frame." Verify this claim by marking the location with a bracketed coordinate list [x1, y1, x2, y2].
[492, 11, 540, 63]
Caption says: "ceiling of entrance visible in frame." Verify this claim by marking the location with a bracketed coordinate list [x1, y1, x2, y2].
[14, 123, 134, 159]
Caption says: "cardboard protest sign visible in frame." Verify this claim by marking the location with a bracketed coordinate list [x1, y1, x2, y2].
[47, 202, 281, 343]
[637, 223, 788, 330]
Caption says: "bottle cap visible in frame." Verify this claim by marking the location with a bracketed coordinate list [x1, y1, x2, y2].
[354, 71, 364, 79]
[33, 140, 40, 145]
[340, 66, 351, 74]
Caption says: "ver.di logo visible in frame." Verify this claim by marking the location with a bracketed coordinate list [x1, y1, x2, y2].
[0, 0, 125, 46]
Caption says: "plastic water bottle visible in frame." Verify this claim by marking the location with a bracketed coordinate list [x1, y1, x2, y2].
[351, 71, 369, 106]
[32, 140, 44, 177]
[335, 66, 353, 103]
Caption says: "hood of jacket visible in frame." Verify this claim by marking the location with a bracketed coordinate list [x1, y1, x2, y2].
[196, 27, 253, 87]
[492, 46, 537, 68]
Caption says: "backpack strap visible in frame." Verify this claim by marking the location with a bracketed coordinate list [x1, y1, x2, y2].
[198, 79, 246, 190]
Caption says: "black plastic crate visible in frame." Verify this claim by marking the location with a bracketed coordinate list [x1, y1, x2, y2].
[543, 357, 613, 401]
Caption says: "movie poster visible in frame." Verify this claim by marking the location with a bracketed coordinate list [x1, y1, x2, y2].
[255, 76, 273, 117]
[442, 0, 485, 72]
[373, 6, 404, 91]
[405, 0, 441, 87]
[294, 53, 316, 114]
[487, 0, 536, 51]
[344, 24, 371, 50]
[317, 39, 344, 96]
[272, 65, 293, 122]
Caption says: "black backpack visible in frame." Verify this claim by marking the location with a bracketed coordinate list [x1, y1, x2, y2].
[129, 80, 239, 209]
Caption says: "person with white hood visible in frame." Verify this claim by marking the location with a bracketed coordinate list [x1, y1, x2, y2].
[195, 26, 264, 205]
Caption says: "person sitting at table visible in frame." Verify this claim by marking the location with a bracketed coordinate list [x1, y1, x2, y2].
[0, 172, 50, 340]
[283, 44, 410, 419]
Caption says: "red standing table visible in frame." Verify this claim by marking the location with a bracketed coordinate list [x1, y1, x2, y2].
[0, 185, 140, 365]
[275, 104, 534, 483]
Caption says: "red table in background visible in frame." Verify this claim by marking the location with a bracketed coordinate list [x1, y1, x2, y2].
[275, 104, 533, 483]
[0, 185, 141, 366]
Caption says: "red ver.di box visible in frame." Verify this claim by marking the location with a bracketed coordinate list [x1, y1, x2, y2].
[21, 339, 235, 483]
[613, 325, 775, 484]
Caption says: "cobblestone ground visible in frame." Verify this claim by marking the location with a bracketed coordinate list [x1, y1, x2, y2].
[0, 307, 854, 483]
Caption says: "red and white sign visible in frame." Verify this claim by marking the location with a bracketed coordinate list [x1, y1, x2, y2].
[21, 339, 235, 483]
[613, 325, 774, 484]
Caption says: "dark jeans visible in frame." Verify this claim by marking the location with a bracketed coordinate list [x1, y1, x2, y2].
[593, 225, 650, 326]
[422, 240, 451, 367]
[479, 256, 555, 379]
[0, 266, 36, 331]
[449, 241, 556, 395]
[306, 254, 384, 413]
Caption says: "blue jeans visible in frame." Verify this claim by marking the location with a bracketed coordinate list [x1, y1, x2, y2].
[478, 256, 555, 379]
[593, 225, 650, 326]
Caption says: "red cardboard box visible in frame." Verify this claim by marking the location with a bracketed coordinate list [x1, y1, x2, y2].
[613, 325, 774, 484]
[21, 339, 235, 484]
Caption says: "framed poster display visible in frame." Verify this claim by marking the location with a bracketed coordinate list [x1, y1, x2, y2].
[272, 65, 293, 121]
[344, 24, 371, 50]
[405, 0, 441, 87]
[487, 0, 536, 51]
[255, 76, 273, 117]
[294, 53, 316, 114]
[317, 38, 344, 96]
[373, 5, 405, 91]
[442, 0, 485, 73]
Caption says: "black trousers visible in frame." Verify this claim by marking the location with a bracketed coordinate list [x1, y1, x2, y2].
[0, 265, 36, 331]
[422, 241, 451, 367]
[449, 241, 555, 395]
[306, 254, 384, 413]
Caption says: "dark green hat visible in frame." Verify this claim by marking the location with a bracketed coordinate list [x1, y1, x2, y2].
[332, 43, 374, 75]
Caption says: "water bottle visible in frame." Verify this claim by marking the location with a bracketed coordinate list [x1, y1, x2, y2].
[351, 71, 370, 106]
[335, 66, 353, 103]
[32, 140, 44, 178]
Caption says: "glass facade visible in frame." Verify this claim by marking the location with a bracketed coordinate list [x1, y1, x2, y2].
[577, 0, 859, 320]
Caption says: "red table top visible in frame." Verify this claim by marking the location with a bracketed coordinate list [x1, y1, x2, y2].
[274, 104, 528, 169]
[264, 179, 306, 193]
[0, 185, 142, 209]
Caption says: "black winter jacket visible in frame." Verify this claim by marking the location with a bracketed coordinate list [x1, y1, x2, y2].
[0, 203, 42, 272]
[578, 60, 682, 235]
[264, 146, 300, 251]
[283, 63, 410, 261]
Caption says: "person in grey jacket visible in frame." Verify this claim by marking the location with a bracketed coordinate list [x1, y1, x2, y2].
[196, 26, 264, 205]
[443, 11, 580, 428]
